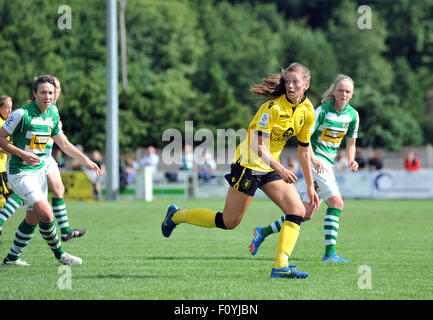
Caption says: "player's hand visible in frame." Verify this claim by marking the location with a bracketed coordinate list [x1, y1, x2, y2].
[312, 156, 324, 174]
[86, 160, 102, 176]
[303, 202, 319, 221]
[307, 185, 319, 211]
[23, 152, 41, 167]
[278, 167, 298, 184]
[349, 160, 359, 172]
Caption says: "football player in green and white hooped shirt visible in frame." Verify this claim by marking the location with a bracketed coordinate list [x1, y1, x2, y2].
[0, 76, 88, 242]
[0, 75, 101, 266]
[249, 74, 359, 262]
[42, 76, 88, 240]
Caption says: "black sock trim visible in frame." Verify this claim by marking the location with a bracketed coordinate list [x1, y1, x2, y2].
[285, 214, 303, 226]
[215, 212, 226, 229]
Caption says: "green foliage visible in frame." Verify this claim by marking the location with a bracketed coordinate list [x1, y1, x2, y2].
[351, 87, 423, 150]
[281, 21, 339, 104]
[0, 0, 431, 152]
[327, 0, 394, 91]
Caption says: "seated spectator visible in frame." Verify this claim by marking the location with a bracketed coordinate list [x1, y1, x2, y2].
[124, 157, 137, 184]
[140, 146, 159, 174]
[355, 148, 365, 169]
[180, 144, 196, 171]
[198, 152, 216, 183]
[368, 150, 383, 170]
[85, 150, 105, 198]
[404, 151, 421, 171]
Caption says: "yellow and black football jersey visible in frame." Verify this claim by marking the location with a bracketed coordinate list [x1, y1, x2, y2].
[233, 94, 315, 172]
[0, 116, 9, 172]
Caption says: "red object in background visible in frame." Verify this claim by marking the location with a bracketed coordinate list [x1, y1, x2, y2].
[404, 157, 421, 171]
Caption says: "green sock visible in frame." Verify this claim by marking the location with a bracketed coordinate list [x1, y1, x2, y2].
[39, 220, 65, 260]
[52, 197, 71, 234]
[0, 193, 23, 227]
[260, 215, 286, 238]
[324, 207, 342, 256]
[6, 219, 36, 261]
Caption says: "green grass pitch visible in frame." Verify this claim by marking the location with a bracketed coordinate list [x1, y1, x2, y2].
[0, 198, 432, 300]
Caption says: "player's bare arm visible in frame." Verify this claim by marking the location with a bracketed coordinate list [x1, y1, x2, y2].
[251, 131, 298, 184]
[346, 137, 359, 172]
[52, 133, 102, 176]
[0, 127, 41, 167]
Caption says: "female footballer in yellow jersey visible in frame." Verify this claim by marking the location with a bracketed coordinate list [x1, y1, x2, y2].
[0, 96, 22, 244]
[161, 62, 319, 279]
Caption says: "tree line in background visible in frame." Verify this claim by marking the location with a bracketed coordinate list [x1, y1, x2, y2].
[0, 0, 432, 153]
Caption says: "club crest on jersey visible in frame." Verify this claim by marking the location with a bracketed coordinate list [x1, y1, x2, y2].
[258, 113, 270, 128]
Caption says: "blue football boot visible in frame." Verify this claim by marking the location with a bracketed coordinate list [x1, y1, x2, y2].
[161, 204, 180, 238]
[270, 266, 309, 279]
[249, 227, 265, 255]
[323, 253, 350, 262]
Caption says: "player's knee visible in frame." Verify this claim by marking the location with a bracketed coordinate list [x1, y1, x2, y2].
[224, 219, 240, 230]
[222, 215, 242, 230]
[304, 205, 317, 221]
[31, 200, 53, 223]
[293, 204, 306, 219]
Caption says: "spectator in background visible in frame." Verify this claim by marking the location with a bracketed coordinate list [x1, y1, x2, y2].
[124, 157, 137, 184]
[334, 150, 349, 172]
[71, 144, 85, 171]
[368, 150, 383, 170]
[355, 148, 365, 169]
[198, 152, 217, 183]
[404, 151, 421, 171]
[287, 156, 302, 178]
[140, 146, 159, 174]
[180, 144, 196, 171]
[86, 150, 105, 198]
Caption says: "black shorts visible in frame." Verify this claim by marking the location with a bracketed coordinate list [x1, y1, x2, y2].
[0, 171, 13, 197]
[224, 162, 282, 196]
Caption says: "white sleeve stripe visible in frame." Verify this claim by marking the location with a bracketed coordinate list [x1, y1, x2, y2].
[3, 109, 25, 134]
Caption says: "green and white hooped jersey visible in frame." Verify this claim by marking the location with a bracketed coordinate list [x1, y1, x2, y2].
[310, 100, 359, 165]
[44, 104, 60, 159]
[2, 101, 61, 174]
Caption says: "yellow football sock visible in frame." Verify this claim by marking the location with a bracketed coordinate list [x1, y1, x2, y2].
[274, 221, 300, 269]
[0, 197, 6, 209]
[172, 208, 217, 228]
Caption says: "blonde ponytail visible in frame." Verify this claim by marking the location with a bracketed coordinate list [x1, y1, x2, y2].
[321, 74, 354, 104]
